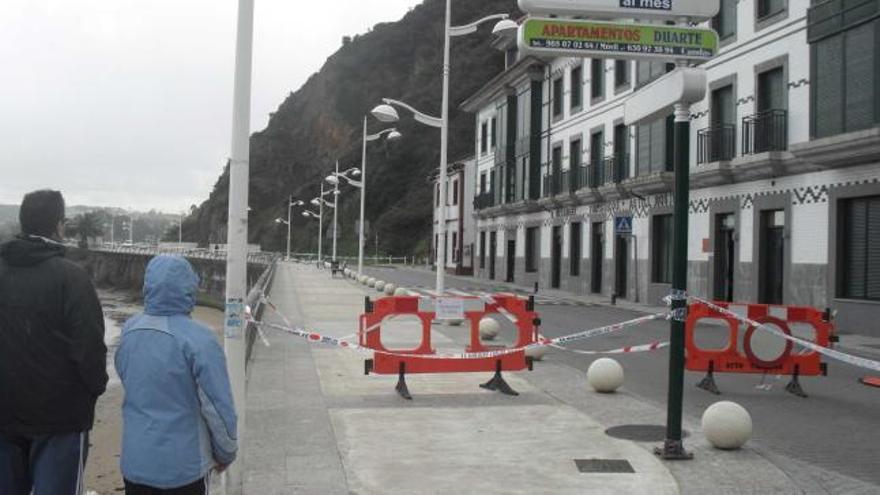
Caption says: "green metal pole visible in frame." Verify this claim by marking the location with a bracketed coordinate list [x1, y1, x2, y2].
[657, 98, 694, 460]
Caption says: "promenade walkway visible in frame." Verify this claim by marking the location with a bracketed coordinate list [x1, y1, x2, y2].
[242, 262, 798, 494]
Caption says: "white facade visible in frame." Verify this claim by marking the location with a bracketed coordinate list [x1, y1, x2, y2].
[432, 156, 476, 275]
[461, 0, 880, 335]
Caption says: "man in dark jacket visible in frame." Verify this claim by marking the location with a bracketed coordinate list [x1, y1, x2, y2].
[0, 190, 108, 495]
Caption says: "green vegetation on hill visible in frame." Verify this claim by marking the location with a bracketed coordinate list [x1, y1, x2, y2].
[184, 0, 518, 256]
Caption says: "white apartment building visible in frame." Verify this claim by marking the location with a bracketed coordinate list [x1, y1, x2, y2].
[432, 156, 476, 275]
[462, 0, 880, 335]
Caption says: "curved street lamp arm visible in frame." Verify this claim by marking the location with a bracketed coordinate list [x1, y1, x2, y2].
[449, 13, 509, 37]
[336, 174, 363, 188]
[382, 98, 442, 129]
[366, 128, 399, 142]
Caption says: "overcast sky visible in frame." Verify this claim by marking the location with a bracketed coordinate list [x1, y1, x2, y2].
[0, 0, 420, 212]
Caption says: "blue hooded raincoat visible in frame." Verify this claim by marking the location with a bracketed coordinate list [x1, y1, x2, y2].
[115, 256, 237, 488]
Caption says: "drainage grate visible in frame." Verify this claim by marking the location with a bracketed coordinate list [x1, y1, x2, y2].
[574, 459, 635, 474]
[604, 424, 689, 442]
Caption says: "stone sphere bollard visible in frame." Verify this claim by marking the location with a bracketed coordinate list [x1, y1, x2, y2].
[384, 283, 396, 295]
[375, 281, 386, 291]
[702, 401, 752, 450]
[587, 358, 624, 393]
[358, 275, 367, 284]
[525, 345, 548, 361]
[479, 318, 500, 340]
[367, 277, 376, 287]
[394, 287, 409, 296]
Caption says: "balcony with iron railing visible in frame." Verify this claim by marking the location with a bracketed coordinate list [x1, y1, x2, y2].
[602, 153, 631, 184]
[697, 124, 736, 164]
[742, 109, 788, 155]
[474, 191, 494, 210]
[586, 160, 605, 189]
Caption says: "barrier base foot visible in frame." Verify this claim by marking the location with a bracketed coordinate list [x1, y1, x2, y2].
[860, 376, 880, 388]
[654, 439, 693, 460]
[696, 369, 721, 395]
[395, 363, 412, 400]
[479, 360, 519, 396]
[785, 369, 808, 398]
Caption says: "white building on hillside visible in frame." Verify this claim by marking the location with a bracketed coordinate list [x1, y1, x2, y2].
[432, 156, 476, 275]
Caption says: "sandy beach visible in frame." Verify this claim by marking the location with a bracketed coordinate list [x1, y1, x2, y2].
[85, 295, 225, 495]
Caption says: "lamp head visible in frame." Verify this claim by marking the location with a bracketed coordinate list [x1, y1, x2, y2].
[301, 211, 310, 218]
[310, 198, 320, 206]
[492, 19, 518, 36]
[291, 200, 304, 206]
[325, 175, 339, 185]
[371, 104, 399, 123]
[349, 168, 362, 177]
[274, 218, 283, 224]
[387, 130, 403, 142]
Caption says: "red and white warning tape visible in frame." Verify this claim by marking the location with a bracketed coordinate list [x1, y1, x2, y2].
[555, 341, 669, 355]
[254, 294, 669, 360]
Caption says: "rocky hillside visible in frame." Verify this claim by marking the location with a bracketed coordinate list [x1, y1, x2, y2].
[184, 0, 518, 256]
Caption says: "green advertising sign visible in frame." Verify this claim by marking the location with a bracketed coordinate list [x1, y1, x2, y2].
[519, 17, 718, 62]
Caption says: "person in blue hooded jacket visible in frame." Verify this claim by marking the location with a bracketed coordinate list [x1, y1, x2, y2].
[115, 256, 237, 495]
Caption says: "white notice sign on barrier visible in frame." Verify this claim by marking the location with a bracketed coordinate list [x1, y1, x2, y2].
[436, 298, 465, 320]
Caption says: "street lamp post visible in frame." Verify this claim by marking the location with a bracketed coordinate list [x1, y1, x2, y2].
[332, 161, 339, 261]
[310, 184, 335, 262]
[223, 0, 254, 492]
[375, 6, 514, 295]
[327, 165, 367, 267]
[302, 208, 322, 261]
[276, 196, 304, 261]
[354, 122, 401, 278]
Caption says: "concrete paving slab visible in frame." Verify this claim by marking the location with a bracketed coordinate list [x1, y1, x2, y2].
[330, 405, 678, 494]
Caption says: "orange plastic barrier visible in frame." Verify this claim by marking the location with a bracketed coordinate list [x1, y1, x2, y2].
[685, 301, 836, 397]
[359, 293, 541, 399]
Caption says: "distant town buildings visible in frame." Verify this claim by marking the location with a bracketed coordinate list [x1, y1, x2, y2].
[432, 156, 476, 275]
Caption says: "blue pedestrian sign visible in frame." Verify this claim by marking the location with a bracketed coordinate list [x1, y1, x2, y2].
[615, 216, 633, 235]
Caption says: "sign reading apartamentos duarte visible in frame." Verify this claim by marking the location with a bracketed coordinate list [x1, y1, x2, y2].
[519, 18, 718, 62]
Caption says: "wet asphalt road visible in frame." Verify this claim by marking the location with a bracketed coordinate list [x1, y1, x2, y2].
[359, 266, 880, 487]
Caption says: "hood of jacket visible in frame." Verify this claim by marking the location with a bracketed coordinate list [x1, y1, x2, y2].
[0, 235, 65, 267]
[143, 255, 199, 316]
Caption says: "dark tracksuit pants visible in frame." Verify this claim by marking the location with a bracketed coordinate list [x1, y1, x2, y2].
[0, 431, 89, 495]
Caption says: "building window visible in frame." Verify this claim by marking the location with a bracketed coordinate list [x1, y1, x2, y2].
[712, 0, 737, 40]
[482, 232, 489, 269]
[840, 196, 880, 301]
[570, 222, 582, 276]
[757, 0, 785, 21]
[652, 214, 673, 283]
[552, 76, 564, 119]
[636, 114, 675, 175]
[571, 65, 583, 111]
[636, 61, 674, 89]
[570, 138, 582, 170]
[452, 232, 458, 262]
[757, 67, 785, 112]
[614, 60, 630, 89]
[435, 183, 440, 207]
[452, 179, 459, 206]
[480, 121, 488, 154]
[590, 59, 605, 100]
[490, 117, 497, 150]
[480, 173, 487, 194]
[525, 227, 538, 273]
[711, 84, 735, 126]
[811, 17, 878, 139]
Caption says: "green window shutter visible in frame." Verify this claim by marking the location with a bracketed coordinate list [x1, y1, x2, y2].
[813, 36, 844, 138]
[868, 197, 880, 300]
[844, 22, 876, 132]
